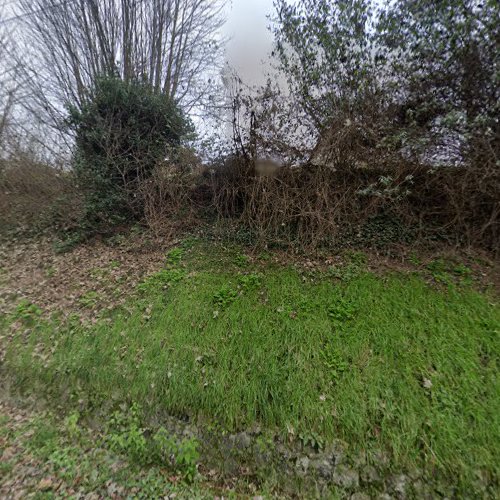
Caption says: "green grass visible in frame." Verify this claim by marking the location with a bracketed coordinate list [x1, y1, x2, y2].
[3, 241, 499, 493]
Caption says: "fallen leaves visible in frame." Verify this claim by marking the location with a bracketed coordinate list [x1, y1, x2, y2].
[0, 234, 169, 322]
[36, 477, 54, 491]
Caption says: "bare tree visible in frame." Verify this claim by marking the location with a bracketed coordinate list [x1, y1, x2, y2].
[0, 0, 17, 149]
[17, 0, 225, 128]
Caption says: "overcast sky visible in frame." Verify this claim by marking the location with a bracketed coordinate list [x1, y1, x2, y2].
[223, 0, 277, 86]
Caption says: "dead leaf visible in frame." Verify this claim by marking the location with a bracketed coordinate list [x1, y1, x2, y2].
[422, 378, 432, 389]
[37, 478, 53, 491]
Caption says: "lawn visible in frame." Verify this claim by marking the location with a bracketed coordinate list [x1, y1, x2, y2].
[2, 240, 499, 495]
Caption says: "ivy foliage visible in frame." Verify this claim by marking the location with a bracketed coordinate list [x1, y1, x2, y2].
[67, 76, 193, 230]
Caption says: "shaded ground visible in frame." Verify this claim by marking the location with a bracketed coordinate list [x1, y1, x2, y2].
[0, 399, 222, 499]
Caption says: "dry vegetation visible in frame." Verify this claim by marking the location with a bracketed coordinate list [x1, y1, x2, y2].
[0, 156, 81, 235]
[1, 145, 498, 254]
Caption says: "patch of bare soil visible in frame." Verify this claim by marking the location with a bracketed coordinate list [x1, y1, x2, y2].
[0, 232, 173, 320]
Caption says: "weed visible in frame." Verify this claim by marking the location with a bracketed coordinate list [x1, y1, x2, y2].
[45, 266, 57, 278]
[107, 403, 148, 463]
[424, 258, 474, 286]
[0, 415, 10, 430]
[138, 268, 186, 294]
[408, 252, 421, 266]
[328, 262, 363, 282]
[237, 273, 262, 290]
[321, 343, 348, 380]
[234, 253, 249, 267]
[24, 417, 59, 457]
[174, 438, 199, 482]
[426, 258, 472, 285]
[79, 290, 101, 308]
[107, 233, 127, 247]
[299, 430, 325, 451]
[453, 263, 472, 277]
[258, 251, 272, 261]
[64, 411, 81, 439]
[0, 461, 13, 475]
[223, 226, 257, 246]
[106, 405, 199, 482]
[213, 285, 238, 308]
[48, 446, 79, 480]
[12, 300, 43, 325]
[254, 435, 274, 457]
[327, 296, 356, 328]
[347, 250, 367, 266]
[0, 405, 209, 497]
[89, 267, 108, 279]
[181, 237, 198, 250]
[166, 247, 184, 266]
[426, 258, 448, 274]
[127, 469, 173, 499]
[327, 251, 367, 282]
[295, 295, 318, 317]
[152, 428, 199, 482]
[53, 231, 86, 254]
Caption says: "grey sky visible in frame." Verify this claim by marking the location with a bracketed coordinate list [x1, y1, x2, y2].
[223, 0, 276, 86]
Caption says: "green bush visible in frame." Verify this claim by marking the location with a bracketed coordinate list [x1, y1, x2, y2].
[67, 76, 192, 231]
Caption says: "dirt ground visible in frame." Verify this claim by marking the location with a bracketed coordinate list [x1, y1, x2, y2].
[0, 233, 172, 320]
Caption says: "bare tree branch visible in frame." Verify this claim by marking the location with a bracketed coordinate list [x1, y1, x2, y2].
[17, 0, 226, 127]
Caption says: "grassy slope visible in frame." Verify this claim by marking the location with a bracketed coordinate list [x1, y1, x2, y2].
[3, 241, 499, 493]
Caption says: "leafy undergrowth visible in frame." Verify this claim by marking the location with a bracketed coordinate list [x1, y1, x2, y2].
[1, 239, 499, 497]
[0, 400, 219, 498]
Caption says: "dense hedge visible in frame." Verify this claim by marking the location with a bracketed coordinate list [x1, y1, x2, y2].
[67, 76, 192, 229]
